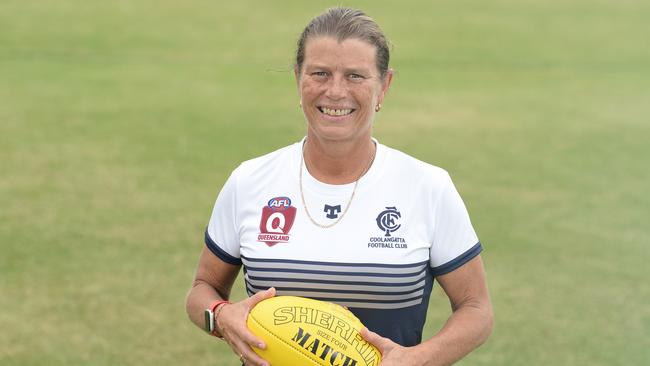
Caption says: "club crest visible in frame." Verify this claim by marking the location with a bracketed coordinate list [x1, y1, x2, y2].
[376, 206, 401, 237]
[367, 206, 407, 249]
[258, 197, 296, 246]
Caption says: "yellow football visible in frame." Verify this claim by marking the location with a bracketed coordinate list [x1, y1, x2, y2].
[247, 296, 382, 366]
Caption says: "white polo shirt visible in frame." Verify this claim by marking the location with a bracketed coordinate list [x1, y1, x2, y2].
[205, 139, 482, 346]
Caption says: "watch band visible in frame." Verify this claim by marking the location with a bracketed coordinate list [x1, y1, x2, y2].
[205, 299, 231, 338]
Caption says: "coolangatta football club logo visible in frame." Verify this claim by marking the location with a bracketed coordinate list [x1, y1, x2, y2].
[258, 196, 297, 246]
[368, 206, 407, 249]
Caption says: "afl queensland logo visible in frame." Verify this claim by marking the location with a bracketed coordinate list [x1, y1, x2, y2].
[258, 196, 296, 246]
[376, 206, 401, 237]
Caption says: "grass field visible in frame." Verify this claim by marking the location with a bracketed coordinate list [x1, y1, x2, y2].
[1, 0, 649, 365]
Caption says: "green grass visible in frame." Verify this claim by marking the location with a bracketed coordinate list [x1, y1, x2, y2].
[1, 0, 648, 365]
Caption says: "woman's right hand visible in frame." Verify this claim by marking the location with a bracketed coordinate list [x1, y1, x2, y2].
[217, 287, 276, 366]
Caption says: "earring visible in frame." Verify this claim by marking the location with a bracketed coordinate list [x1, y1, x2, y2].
[375, 103, 381, 112]
[299, 100, 302, 109]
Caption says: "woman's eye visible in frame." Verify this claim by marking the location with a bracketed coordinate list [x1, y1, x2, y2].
[349, 74, 364, 80]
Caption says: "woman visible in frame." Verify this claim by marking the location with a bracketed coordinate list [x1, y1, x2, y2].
[186, 7, 492, 366]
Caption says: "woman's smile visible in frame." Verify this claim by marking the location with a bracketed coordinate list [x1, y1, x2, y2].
[318, 106, 355, 117]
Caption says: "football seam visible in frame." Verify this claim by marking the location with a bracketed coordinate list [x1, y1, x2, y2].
[248, 314, 325, 366]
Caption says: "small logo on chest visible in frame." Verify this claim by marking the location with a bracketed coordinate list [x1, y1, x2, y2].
[376, 206, 401, 237]
[368, 206, 408, 249]
[257, 196, 296, 246]
[323, 204, 342, 219]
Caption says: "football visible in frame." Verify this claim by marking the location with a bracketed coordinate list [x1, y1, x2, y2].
[247, 296, 382, 366]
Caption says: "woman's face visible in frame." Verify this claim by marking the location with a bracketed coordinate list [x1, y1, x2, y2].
[296, 36, 392, 144]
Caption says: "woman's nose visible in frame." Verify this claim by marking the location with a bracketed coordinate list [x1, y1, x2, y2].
[324, 76, 346, 100]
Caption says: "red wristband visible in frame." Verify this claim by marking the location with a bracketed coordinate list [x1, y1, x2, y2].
[209, 299, 231, 312]
[208, 300, 231, 338]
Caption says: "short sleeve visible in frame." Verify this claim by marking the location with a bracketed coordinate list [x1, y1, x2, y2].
[429, 173, 482, 276]
[205, 170, 242, 265]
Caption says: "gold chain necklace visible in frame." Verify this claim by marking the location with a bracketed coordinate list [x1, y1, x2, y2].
[299, 141, 376, 228]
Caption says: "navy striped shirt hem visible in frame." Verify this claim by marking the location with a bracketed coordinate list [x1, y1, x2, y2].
[430, 242, 482, 276]
[204, 229, 242, 265]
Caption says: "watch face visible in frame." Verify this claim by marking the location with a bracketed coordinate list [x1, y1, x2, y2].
[204, 309, 215, 332]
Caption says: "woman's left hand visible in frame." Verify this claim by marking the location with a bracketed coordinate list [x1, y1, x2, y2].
[361, 327, 424, 366]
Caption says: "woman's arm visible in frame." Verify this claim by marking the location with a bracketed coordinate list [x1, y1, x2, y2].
[186, 247, 275, 366]
[363, 255, 493, 366]
[186, 247, 239, 328]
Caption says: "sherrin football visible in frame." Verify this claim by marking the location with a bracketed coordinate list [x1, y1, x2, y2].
[247, 296, 381, 366]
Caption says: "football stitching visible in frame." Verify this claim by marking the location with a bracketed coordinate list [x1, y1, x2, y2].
[248, 313, 326, 366]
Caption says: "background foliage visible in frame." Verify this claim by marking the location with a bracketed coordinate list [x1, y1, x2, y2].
[1, 0, 648, 365]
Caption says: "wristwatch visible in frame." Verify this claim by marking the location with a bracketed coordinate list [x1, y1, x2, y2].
[204, 300, 231, 337]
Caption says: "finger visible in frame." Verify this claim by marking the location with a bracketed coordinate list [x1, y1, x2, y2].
[241, 288, 276, 350]
[360, 327, 381, 343]
[248, 287, 276, 307]
[243, 348, 270, 366]
[361, 327, 393, 354]
[226, 330, 268, 365]
[219, 307, 265, 350]
[239, 327, 267, 351]
[233, 341, 270, 366]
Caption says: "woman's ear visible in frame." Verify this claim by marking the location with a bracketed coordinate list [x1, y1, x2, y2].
[378, 68, 394, 105]
[294, 65, 301, 86]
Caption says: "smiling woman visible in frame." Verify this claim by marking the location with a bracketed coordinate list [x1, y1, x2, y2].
[297, 37, 392, 158]
[186, 7, 493, 366]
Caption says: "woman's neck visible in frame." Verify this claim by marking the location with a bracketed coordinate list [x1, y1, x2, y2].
[302, 135, 376, 185]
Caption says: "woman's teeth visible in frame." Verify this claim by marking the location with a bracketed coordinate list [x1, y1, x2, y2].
[319, 107, 353, 116]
